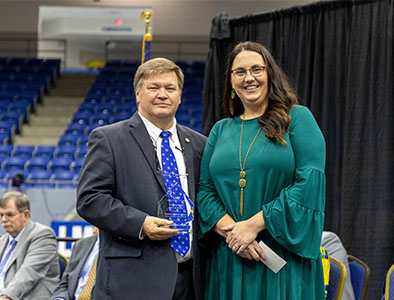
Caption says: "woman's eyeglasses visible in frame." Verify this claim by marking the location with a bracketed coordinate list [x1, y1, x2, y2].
[231, 65, 266, 79]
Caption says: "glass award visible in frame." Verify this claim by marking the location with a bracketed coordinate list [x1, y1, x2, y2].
[157, 173, 193, 234]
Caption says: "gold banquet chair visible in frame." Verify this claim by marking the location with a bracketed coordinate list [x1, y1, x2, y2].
[348, 254, 370, 300]
[58, 252, 69, 279]
[327, 256, 347, 300]
[384, 263, 394, 300]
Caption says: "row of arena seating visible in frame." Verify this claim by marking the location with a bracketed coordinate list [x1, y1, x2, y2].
[0, 144, 82, 189]
[0, 58, 204, 188]
[0, 58, 61, 144]
[79, 60, 204, 131]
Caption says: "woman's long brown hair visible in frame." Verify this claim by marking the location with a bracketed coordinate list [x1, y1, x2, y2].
[222, 41, 298, 144]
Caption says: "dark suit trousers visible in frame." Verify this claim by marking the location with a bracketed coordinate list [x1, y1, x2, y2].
[172, 261, 195, 300]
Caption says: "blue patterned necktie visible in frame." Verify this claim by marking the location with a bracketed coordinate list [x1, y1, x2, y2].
[160, 131, 192, 257]
[0, 239, 17, 273]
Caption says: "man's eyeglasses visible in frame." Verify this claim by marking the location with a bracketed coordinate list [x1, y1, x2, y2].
[231, 65, 266, 79]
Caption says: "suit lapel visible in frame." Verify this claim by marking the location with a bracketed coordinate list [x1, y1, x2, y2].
[177, 125, 196, 202]
[0, 235, 8, 258]
[5, 220, 34, 273]
[127, 113, 166, 192]
[70, 236, 97, 293]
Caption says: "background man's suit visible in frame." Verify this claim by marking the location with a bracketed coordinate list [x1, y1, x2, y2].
[51, 235, 97, 300]
[0, 220, 59, 300]
[77, 113, 206, 300]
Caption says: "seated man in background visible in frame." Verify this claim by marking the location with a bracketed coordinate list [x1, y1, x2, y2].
[51, 227, 99, 300]
[321, 231, 355, 300]
[0, 191, 59, 300]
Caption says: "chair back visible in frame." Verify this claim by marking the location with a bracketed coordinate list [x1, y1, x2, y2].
[348, 254, 371, 300]
[385, 263, 394, 300]
[58, 252, 69, 279]
[327, 256, 347, 300]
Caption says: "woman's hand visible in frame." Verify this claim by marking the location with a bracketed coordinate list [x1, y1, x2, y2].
[237, 240, 267, 261]
[213, 213, 236, 238]
[222, 211, 266, 253]
[223, 220, 258, 252]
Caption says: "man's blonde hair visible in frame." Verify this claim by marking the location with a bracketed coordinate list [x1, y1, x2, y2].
[133, 57, 184, 92]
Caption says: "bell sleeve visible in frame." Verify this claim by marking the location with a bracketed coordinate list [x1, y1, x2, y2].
[262, 105, 326, 259]
[196, 123, 227, 237]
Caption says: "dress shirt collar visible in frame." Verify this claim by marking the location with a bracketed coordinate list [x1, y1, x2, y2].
[138, 112, 179, 147]
[7, 226, 25, 244]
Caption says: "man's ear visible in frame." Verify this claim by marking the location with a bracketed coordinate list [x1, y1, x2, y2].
[23, 210, 30, 219]
[135, 91, 140, 104]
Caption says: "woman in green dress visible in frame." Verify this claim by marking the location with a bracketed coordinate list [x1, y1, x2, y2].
[197, 41, 326, 299]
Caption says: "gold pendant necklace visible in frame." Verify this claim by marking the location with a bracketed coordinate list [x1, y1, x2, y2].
[239, 118, 262, 216]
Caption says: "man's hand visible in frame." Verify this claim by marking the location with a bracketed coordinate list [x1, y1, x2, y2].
[0, 296, 11, 300]
[142, 216, 179, 240]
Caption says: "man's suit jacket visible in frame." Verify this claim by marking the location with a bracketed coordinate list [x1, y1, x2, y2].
[77, 113, 207, 300]
[51, 235, 97, 300]
[0, 220, 59, 300]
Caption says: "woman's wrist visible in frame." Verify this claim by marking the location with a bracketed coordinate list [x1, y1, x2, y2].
[247, 211, 266, 233]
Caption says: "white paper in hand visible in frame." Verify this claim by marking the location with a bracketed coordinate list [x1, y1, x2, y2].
[258, 241, 287, 273]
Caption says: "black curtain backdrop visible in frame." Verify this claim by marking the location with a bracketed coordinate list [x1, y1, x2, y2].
[201, 1, 394, 298]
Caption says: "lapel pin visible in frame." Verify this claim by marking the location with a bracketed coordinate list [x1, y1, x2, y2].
[185, 138, 190, 143]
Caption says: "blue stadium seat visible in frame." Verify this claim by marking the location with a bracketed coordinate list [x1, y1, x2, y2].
[27, 170, 53, 181]
[77, 135, 89, 147]
[84, 123, 102, 135]
[90, 113, 111, 125]
[5, 169, 29, 183]
[114, 103, 135, 114]
[110, 112, 131, 123]
[55, 145, 77, 159]
[123, 94, 136, 103]
[52, 170, 76, 181]
[34, 145, 56, 159]
[13, 145, 35, 158]
[0, 169, 7, 182]
[25, 157, 51, 171]
[78, 102, 96, 114]
[0, 132, 8, 144]
[58, 134, 79, 146]
[0, 144, 14, 157]
[75, 145, 87, 159]
[72, 158, 85, 174]
[103, 94, 123, 104]
[65, 123, 86, 136]
[8, 100, 32, 122]
[49, 157, 73, 172]
[0, 111, 23, 133]
[2, 157, 28, 171]
[72, 112, 91, 126]
[85, 93, 104, 104]
[0, 121, 15, 143]
[95, 103, 114, 115]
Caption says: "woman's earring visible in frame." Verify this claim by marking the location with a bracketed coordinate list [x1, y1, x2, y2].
[231, 89, 235, 99]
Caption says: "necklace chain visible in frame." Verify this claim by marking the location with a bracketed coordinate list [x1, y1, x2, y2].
[238, 117, 262, 215]
[239, 118, 262, 171]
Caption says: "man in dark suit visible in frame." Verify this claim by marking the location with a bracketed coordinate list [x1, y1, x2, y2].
[77, 57, 207, 300]
[51, 228, 98, 300]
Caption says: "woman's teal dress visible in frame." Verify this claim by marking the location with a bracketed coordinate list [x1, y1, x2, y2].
[197, 105, 326, 299]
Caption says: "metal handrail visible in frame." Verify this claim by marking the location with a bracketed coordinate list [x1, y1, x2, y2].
[105, 38, 209, 62]
[0, 37, 67, 68]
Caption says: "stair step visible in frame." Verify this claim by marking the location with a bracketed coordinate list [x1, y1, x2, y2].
[13, 74, 94, 146]
[21, 125, 65, 136]
[29, 117, 70, 127]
